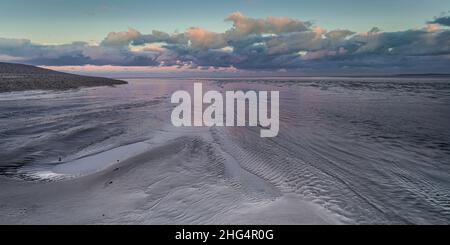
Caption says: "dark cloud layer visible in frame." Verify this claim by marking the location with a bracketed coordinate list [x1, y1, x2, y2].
[1, 12, 450, 74]
[429, 14, 450, 27]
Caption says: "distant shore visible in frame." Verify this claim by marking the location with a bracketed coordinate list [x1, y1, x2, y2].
[0, 62, 127, 93]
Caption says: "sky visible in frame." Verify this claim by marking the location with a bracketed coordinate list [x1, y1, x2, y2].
[1, 0, 450, 76]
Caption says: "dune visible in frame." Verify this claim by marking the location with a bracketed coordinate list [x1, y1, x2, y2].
[0, 62, 126, 92]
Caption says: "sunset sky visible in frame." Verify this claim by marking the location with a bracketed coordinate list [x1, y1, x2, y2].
[1, 0, 450, 76]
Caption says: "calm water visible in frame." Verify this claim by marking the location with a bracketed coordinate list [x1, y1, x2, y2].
[0, 78, 449, 224]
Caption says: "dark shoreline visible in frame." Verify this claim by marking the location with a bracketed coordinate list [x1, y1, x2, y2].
[0, 62, 127, 93]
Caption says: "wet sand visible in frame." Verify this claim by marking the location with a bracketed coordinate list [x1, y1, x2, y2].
[1, 78, 449, 224]
[0, 128, 338, 224]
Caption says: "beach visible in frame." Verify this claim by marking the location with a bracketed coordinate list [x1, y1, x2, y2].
[1, 78, 449, 224]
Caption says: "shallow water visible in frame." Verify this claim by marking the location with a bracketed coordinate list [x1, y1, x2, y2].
[0, 78, 449, 224]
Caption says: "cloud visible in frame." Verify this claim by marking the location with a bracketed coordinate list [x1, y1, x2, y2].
[428, 14, 450, 27]
[101, 28, 141, 47]
[0, 38, 159, 66]
[132, 30, 180, 45]
[1, 12, 450, 74]
[185, 28, 226, 49]
[325, 29, 355, 40]
[225, 12, 311, 37]
[350, 29, 450, 56]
